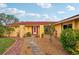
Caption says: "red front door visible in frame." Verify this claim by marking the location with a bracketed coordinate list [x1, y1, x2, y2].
[32, 26, 38, 35]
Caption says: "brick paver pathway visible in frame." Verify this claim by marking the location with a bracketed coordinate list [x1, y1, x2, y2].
[3, 38, 24, 55]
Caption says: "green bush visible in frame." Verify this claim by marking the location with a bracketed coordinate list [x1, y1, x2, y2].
[24, 32, 32, 37]
[0, 27, 5, 37]
[44, 25, 55, 35]
[60, 29, 79, 55]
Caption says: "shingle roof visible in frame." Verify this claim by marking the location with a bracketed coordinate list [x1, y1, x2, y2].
[7, 21, 55, 26]
[53, 14, 79, 25]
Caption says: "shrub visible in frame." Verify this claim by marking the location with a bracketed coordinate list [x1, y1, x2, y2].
[5, 27, 14, 37]
[0, 25, 5, 37]
[24, 32, 32, 37]
[44, 25, 55, 35]
[60, 29, 79, 55]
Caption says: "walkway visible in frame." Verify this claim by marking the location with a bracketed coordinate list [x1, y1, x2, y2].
[3, 38, 24, 55]
[35, 35, 69, 55]
[23, 36, 44, 55]
[3, 36, 68, 55]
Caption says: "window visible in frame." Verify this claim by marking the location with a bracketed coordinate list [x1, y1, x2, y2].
[68, 24, 72, 28]
[63, 25, 67, 29]
[63, 24, 72, 29]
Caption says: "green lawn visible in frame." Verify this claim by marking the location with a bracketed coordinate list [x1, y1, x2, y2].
[0, 38, 15, 54]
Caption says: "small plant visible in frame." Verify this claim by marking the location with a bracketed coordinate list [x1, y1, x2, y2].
[24, 32, 32, 37]
[60, 29, 79, 55]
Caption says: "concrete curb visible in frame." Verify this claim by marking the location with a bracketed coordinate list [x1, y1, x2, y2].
[2, 39, 17, 55]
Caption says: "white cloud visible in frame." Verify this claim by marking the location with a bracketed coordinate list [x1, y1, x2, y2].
[26, 13, 40, 17]
[42, 14, 50, 18]
[52, 16, 60, 21]
[16, 10, 26, 17]
[7, 8, 18, 14]
[37, 3, 52, 8]
[58, 11, 65, 14]
[52, 16, 58, 19]
[66, 5, 76, 11]
[43, 15, 60, 21]
[0, 3, 7, 8]
[6, 8, 26, 17]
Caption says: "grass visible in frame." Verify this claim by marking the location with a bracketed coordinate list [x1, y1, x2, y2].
[0, 38, 15, 54]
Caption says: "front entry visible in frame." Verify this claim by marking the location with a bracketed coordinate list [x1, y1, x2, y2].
[32, 26, 38, 35]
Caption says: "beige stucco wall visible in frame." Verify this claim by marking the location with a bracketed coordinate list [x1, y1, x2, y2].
[54, 24, 62, 37]
[19, 25, 25, 38]
[16, 25, 32, 38]
[9, 25, 45, 38]
[75, 19, 79, 29]
[24, 26, 32, 34]
[10, 26, 20, 37]
[38, 26, 40, 36]
[39, 25, 44, 38]
[62, 20, 78, 29]
[54, 19, 79, 37]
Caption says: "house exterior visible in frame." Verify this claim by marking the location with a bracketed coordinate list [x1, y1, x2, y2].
[7, 14, 79, 38]
[53, 14, 79, 37]
[8, 22, 54, 38]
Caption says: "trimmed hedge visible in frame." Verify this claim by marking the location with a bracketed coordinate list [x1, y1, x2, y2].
[60, 29, 79, 55]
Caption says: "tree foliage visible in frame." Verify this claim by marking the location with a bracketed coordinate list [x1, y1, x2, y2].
[44, 24, 55, 35]
[0, 13, 19, 25]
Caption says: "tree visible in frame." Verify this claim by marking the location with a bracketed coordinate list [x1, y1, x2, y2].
[6, 14, 19, 24]
[0, 13, 19, 25]
[0, 13, 17, 37]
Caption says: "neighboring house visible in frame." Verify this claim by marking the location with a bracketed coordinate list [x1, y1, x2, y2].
[53, 14, 79, 37]
[8, 22, 54, 38]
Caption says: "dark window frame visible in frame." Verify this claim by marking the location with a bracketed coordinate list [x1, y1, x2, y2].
[63, 24, 72, 29]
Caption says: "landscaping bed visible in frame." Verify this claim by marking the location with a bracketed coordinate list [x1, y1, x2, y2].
[0, 38, 15, 54]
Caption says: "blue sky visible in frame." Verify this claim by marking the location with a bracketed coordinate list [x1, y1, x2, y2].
[0, 3, 79, 21]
